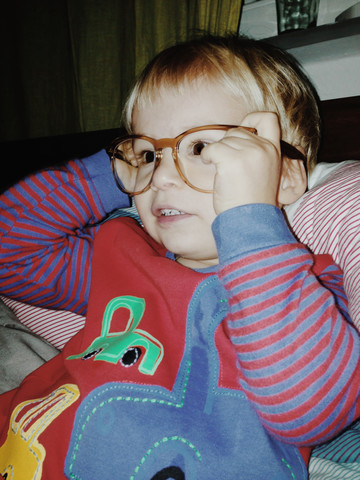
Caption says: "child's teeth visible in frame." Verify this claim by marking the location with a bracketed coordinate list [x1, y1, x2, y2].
[161, 209, 184, 216]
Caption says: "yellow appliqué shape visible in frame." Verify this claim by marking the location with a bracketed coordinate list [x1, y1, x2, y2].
[0, 384, 79, 480]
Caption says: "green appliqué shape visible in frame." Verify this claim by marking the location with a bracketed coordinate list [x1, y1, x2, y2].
[67, 295, 164, 375]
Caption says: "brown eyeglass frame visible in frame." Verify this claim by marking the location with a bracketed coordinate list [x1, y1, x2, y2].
[107, 124, 306, 196]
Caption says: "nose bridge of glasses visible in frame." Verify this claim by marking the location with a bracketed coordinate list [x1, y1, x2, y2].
[153, 137, 178, 155]
[150, 138, 185, 189]
[149, 138, 178, 166]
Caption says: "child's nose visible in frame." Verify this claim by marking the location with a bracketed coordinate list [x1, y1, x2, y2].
[151, 148, 183, 190]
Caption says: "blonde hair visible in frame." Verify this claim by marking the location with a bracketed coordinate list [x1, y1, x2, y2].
[124, 34, 321, 170]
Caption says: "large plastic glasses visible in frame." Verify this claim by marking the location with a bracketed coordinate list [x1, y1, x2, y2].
[107, 124, 306, 196]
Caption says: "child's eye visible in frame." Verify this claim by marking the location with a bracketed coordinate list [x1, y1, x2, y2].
[191, 141, 209, 156]
[143, 151, 156, 164]
[134, 150, 155, 166]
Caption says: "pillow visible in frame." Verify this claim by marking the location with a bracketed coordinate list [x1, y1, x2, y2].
[1, 295, 85, 350]
[287, 160, 360, 330]
[0, 298, 59, 393]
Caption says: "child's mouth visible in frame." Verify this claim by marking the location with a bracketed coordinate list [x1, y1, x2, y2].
[160, 209, 185, 217]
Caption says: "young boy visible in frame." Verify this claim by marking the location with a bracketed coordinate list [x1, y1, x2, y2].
[0, 34, 360, 479]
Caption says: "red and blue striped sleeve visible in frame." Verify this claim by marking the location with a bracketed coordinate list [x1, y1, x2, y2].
[213, 204, 360, 446]
[0, 150, 130, 314]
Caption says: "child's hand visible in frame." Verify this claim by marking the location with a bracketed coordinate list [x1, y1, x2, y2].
[201, 112, 283, 215]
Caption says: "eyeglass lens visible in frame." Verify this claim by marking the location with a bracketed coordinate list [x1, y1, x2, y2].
[115, 129, 226, 194]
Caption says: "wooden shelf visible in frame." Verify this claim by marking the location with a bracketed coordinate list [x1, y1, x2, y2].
[264, 17, 360, 49]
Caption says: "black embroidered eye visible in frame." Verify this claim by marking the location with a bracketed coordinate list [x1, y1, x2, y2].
[82, 349, 102, 360]
[120, 347, 142, 367]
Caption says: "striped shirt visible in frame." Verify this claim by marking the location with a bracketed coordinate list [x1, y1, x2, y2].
[0, 151, 130, 348]
[1, 153, 360, 448]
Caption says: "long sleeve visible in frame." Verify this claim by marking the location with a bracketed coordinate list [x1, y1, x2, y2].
[0, 150, 130, 315]
[213, 204, 360, 446]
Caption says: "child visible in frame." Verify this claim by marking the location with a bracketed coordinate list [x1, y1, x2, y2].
[0, 34, 360, 479]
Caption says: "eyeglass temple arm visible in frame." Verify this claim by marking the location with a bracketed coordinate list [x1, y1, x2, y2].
[280, 140, 306, 163]
[234, 126, 306, 163]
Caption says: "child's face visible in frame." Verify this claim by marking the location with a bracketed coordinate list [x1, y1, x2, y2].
[132, 80, 249, 269]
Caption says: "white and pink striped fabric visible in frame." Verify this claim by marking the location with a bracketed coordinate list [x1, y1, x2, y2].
[288, 160, 360, 330]
[0, 295, 85, 350]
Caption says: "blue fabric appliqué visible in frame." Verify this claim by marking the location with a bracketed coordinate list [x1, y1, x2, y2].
[64, 278, 306, 479]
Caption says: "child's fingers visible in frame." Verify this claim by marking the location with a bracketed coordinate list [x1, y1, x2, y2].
[200, 126, 258, 166]
[201, 112, 282, 168]
[199, 112, 284, 214]
[239, 111, 282, 155]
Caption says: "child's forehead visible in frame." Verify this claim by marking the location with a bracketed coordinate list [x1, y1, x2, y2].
[132, 80, 250, 137]
[125, 60, 263, 133]
[138, 76, 211, 107]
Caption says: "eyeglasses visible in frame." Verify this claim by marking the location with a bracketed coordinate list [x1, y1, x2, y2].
[107, 124, 306, 196]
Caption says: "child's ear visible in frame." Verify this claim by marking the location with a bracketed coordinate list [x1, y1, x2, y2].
[277, 152, 307, 207]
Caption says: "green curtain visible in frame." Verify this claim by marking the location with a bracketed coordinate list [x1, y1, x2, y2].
[0, 0, 242, 142]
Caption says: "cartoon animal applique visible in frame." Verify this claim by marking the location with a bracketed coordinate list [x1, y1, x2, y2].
[0, 384, 79, 480]
[68, 296, 164, 375]
[64, 286, 304, 479]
